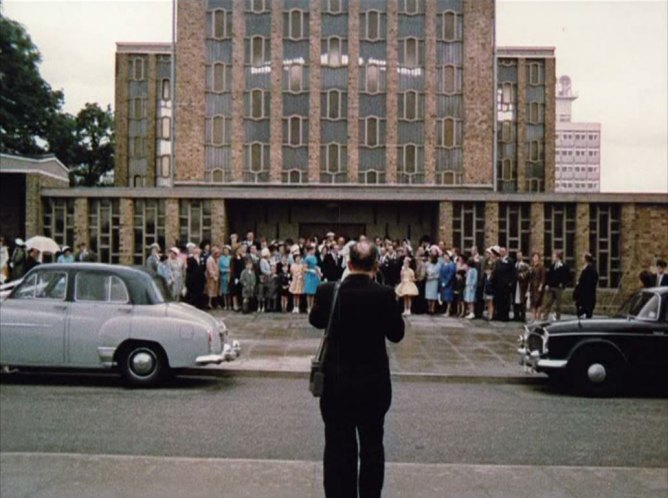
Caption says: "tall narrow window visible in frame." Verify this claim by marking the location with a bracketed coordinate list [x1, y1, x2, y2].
[161, 79, 170, 100]
[327, 144, 341, 174]
[442, 11, 458, 41]
[528, 102, 541, 123]
[131, 58, 144, 81]
[442, 65, 456, 94]
[501, 121, 512, 142]
[501, 83, 513, 105]
[403, 0, 418, 15]
[289, 10, 303, 39]
[250, 0, 265, 13]
[288, 116, 303, 146]
[403, 145, 417, 174]
[366, 117, 379, 147]
[251, 36, 266, 66]
[365, 11, 380, 40]
[212, 116, 225, 145]
[213, 63, 226, 93]
[250, 89, 265, 119]
[529, 63, 543, 85]
[288, 64, 303, 92]
[328, 0, 341, 14]
[250, 143, 264, 172]
[441, 118, 455, 148]
[211, 169, 224, 183]
[212, 9, 230, 39]
[529, 141, 542, 161]
[327, 90, 341, 120]
[160, 156, 170, 178]
[366, 64, 380, 93]
[502, 158, 514, 180]
[327, 37, 342, 67]
[401, 91, 418, 120]
[404, 38, 418, 67]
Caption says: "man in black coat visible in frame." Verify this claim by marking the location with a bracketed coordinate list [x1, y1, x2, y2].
[492, 247, 515, 321]
[542, 250, 571, 320]
[655, 259, 668, 287]
[321, 244, 344, 282]
[185, 245, 206, 308]
[574, 252, 599, 319]
[309, 242, 405, 498]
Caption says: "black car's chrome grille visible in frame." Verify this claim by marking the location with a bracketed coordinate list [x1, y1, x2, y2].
[527, 333, 544, 354]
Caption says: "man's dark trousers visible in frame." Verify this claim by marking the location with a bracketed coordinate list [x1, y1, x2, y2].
[320, 372, 391, 498]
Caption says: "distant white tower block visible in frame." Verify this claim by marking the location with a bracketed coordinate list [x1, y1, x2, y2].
[555, 75, 601, 193]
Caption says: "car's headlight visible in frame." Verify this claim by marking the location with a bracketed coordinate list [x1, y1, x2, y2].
[542, 330, 549, 355]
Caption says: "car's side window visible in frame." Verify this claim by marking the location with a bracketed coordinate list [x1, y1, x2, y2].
[108, 276, 130, 303]
[637, 294, 660, 320]
[35, 272, 68, 300]
[75, 273, 107, 302]
[13, 274, 38, 299]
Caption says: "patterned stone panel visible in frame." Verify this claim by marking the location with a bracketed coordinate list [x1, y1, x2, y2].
[175, 0, 206, 182]
[114, 54, 130, 186]
[231, 0, 246, 181]
[211, 199, 228, 246]
[484, 201, 499, 249]
[462, 0, 494, 185]
[73, 197, 90, 248]
[574, 202, 589, 265]
[119, 198, 134, 265]
[516, 58, 527, 192]
[165, 198, 180, 247]
[544, 57, 557, 192]
[346, 0, 360, 183]
[385, 0, 398, 183]
[308, 0, 322, 183]
[529, 202, 544, 256]
[270, 0, 284, 183]
[438, 201, 454, 247]
[146, 55, 158, 187]
[423, 0, 437, 184]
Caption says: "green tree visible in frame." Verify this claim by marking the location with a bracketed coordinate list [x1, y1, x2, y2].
[0, 15, 64, 154]
[68, 103, 115, 186]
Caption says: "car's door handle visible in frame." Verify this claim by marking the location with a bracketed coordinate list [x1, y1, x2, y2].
[652, 331, 666, 336]
[117, 308, 132, 314]
[53, 304, 68, 311]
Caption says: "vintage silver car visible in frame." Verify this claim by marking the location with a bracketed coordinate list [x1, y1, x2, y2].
[0, 263, 239, 386]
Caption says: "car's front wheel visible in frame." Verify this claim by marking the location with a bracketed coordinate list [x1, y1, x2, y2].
[568, 348, 625, 397]
[119, 343, 168, 388]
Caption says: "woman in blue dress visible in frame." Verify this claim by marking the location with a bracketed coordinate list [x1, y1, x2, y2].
[218, 245, 232, 310]
[424, 248, 442, 315]
[439, 252, 457, 316]
[303, 245, 321, 314]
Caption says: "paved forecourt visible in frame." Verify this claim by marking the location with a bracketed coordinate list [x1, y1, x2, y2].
[203, 310, 537, 380]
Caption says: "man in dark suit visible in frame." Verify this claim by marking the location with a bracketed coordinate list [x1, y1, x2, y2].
[574, 252, 599, 319]
[321, 244, 344, 282]
[309, 241, 405, 498]
[656, 259, 668, 287]
[542, 250, 571, 320]
[492, 247, 515, 321]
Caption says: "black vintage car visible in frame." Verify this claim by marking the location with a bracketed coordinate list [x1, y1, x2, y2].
[519, 287, 668, 396]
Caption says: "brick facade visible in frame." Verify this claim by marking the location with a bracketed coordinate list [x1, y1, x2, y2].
[165, 198, 180, 248]
[574, 202, 589, 265]
[462, 0, 495, 186]
[423, 0, 437, 185]
[346, 0, 359, 183]
[438, 201, 454, 248]
[270, 0, 284, 183]
[114, 54, 129, 187]
[211, 199, 228, 247]
[231, 0, 246, 182]
[119, 198, 134, 265]
[175, 0, 206, 182]
[544, 57, 557, 192]
[73, 197, 89, 248]
[529, 202, 544, 255]
[484, 201, 499, 249]
[307, 0, 322, 183]
[385, 0, 398, 184]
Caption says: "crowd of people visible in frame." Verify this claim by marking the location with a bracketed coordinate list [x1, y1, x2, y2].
[143, 231, 668, 322]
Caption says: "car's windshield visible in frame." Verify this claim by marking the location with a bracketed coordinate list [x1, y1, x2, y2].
[622, 292, 661, 320]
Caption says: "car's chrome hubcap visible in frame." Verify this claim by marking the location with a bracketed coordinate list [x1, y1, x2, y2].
[587, 363, 607, 383]
[131, 351, 156, 376]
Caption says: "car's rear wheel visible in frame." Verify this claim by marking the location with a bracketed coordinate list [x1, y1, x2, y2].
[119, 343, 167, 388]
[568, 348, 625, 397]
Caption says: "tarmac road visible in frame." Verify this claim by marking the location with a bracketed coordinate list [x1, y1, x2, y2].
[1, 372, 666, 468]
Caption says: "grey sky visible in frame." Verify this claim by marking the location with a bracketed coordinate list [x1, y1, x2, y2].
[3, 0, 667, 193]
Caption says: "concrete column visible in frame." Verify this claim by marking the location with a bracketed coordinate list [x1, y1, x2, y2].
[423, 0, 437, 184]
[385, 0, 398, 184]
[211, 199, 228, 247]
[231, 0, 246, 182]
[308, 1, 322, 183]
[529, 202, 544, 256]
[174, 0, 206, 182]
[544, 57, 557, 192]
[118, 198, 134, 265]
[73, 198, 90, 249]
[165, 198, 180, 247]
[438, 201, 454, 247]
[146, 54, 158, 187]
[114, 54, 130, 187]
[270, 0, 284, 183]
[346, 0, 360, 183]
[574, 202, 589, 265]
[23, 175, 42, 238]
[619, 203, 638, 294]
[484, 201, 499, 249]
[516, 58, 527, 192]
[462, 0, 494, 186]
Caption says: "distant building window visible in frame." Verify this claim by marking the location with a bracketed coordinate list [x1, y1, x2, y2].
[364, 117, 381, 147]
[285, 115, 306, 146]
[529, 140, 543, 162]
[441, 65, 458, 94]
[501, 121, 513, 143]
[324, 37, 344, 67]
[399, 91, 419, 121]
[442, 11, 460, 41]
[401, 144, 418, 174]
[402, 37, 419, 68]
[400, 0, 421, 15]
[363, 10, 381, 41]
[285, 9, 307, 40]
[365, 64, 380, 93]
[130, 58, 144, 81]
[324, 90, 343, 120]
[249, 36, 269, 66]
[248, 89, 269, 119]
[131, 136, 146, 157]
[249, 0, 266, 13]
[324, 143, 344, 174]
[528, 62, 543, 85]
[133, 175, 145, 187]
[159, 116, 171, 140]
[159, 155, 170, 178]
[501, 158, 515, 180]
[212, 115, 226, 145]
[212, 9, 231, 39]
[161, 79, 170, 101]
[528, 102, 542, 124]
[501, 83, 514, 105]
[326, 0, 341, 14]
[287, 64, 304, 93]
[130, 98, 146, 119]
[438, 118, 458, 148]
[211, 169, 224, 183]
[213, 63, 227, 93]
[248, 142, 267, 173]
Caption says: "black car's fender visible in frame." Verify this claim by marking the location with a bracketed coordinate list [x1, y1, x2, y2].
[566, 338, 628, 366]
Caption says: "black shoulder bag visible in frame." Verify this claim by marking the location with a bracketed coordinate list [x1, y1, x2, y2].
[309, 281, 341, 398]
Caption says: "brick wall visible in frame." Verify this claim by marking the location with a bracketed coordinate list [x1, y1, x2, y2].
[165, 198, 180, 248]
[346, 0, 359, 183]
[529, 202, 544, 255]
[307, 0, 322, 183]
[114, 53, 129, 186]
[462, 0, 494, 186]
[385, 0, 398, 184]
[438, 201, 454, 247]
[175, 0, 206, 182]
[484, 201, 499, 248]
[231, 0, 246, 182]
[270, 0, 284, 183]
[119, 198, 134, 265]
[544, 57, 557, 192]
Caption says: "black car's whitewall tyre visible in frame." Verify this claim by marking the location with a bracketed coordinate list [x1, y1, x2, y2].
[119, 344, 168, 388]
[569, 348, 625, 397]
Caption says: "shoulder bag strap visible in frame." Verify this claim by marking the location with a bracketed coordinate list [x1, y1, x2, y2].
[315, 281, 341, 362]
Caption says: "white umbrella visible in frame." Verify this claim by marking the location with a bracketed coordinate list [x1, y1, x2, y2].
[24, 236, 60, 254]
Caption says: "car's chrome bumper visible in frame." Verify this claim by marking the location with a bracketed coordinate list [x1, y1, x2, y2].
[517, 347, 567, 370]
[196, 340, 241, 365]
[195, 354, 225, 365]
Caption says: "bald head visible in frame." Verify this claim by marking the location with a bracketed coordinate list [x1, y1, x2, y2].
[349, 241, 378, 273]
